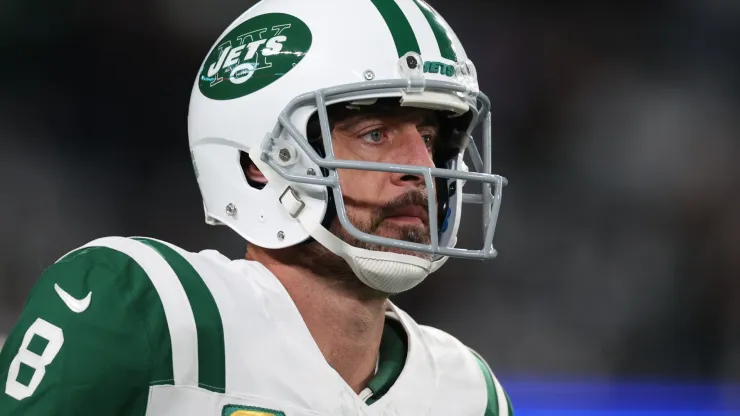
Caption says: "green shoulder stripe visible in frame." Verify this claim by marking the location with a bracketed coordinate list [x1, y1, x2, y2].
[370, 0, 421, 57]
[470, 349, 514, 416]
[135, 238, 226, 393]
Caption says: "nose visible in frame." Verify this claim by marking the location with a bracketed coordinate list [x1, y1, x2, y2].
[389, 124, 435, 188]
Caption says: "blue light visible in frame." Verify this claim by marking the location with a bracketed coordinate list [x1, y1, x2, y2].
[501, 378, 740, 416]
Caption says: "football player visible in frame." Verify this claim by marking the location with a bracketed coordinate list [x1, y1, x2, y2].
[0, 0, 511, 414]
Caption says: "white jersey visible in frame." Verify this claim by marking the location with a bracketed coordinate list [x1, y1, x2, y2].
[0, 237, 513, 416]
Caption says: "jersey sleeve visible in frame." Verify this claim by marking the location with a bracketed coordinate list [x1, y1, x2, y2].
[470, 349, 515, 416]
[0, 245, 169, 415]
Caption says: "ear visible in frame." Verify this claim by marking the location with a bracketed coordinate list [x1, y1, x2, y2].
[246, 162, 267, 183]
[241, 152, 268, 186]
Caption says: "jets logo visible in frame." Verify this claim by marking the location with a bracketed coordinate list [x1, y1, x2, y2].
[203, 24, 289, 86]
[423, 61, 456, 77]
[199, 13, 312, 100]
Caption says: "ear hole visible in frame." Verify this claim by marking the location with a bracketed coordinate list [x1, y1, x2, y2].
[240, 151, 267, 190]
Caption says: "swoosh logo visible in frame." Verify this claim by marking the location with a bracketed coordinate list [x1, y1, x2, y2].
[54, 283, 92, 313]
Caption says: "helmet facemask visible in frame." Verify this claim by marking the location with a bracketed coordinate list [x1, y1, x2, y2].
[252, 76, 506, 293]
[301, 98, 471, 261]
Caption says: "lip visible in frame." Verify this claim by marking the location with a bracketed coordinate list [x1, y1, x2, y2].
[386, 205, 429, 224]
[385, 216, 424, 226]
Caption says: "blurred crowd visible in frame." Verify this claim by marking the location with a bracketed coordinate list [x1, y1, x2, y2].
[1, 0, 739, 381]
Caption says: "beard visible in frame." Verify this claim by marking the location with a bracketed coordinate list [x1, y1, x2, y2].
[329, 190, 433, 261]
[265, 190, 434, 297]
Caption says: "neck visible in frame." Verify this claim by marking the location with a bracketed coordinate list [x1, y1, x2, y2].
[248, 246, 388, 393]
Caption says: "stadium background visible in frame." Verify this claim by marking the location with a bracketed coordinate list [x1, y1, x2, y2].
[1, 0, 739, 414]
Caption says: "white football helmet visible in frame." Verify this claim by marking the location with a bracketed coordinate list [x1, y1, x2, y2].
[188, 0, 507, 294]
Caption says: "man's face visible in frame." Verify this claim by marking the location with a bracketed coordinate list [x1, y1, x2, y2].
[328, 105, 439, 261]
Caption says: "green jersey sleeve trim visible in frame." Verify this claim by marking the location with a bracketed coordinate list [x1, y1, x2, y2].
[135, 238, 227, 393]
[56, 245, 177, 387]
[470, 348, 514, 416]
[0, 245, 172, 414]
[80, 237, 199, 387]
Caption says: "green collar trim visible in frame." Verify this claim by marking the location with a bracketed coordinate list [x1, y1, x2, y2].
[365, 317, 408, 405]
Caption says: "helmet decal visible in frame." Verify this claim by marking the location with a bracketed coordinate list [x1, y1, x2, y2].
[423, 61, 456, 77]
[198, 13, 312, 100]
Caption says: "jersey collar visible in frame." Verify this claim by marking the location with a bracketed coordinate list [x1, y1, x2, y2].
[364, 313, 407, 405]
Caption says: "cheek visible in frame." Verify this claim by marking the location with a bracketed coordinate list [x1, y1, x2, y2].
[336, 169, 386, 202]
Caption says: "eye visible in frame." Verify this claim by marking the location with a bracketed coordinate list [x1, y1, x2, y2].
[360, 129, 385, 144]
[421, 133, 436, 151]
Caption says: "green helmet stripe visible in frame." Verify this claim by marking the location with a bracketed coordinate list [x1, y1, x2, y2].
[411, 0, 458, 62]
[370, 0, 421, 57]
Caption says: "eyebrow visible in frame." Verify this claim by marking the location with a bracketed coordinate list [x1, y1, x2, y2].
[332, 114, 368, 133]
[417, 112, 440, 130]
[334, 110, 439, 133]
